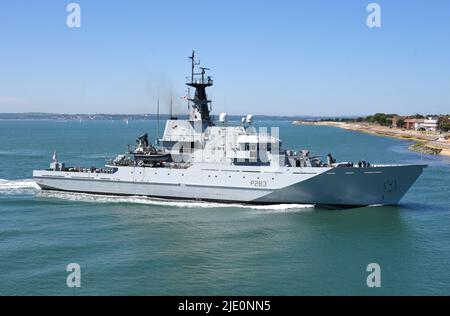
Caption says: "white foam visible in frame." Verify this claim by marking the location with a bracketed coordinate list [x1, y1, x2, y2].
[36, 190, 315, 211]
[0, 179, 40, 190]
[247, 204, 315, 214]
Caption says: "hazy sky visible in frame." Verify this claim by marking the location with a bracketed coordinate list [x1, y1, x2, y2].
[0, 0, 449, 116]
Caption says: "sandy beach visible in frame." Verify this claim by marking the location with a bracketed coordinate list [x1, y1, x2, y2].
[293, 120, 450, 157]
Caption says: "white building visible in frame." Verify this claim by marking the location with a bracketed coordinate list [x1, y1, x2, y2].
[417, 117, 439, 131]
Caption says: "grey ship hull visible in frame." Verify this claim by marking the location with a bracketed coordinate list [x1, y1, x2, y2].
[33, 164, 425, 206]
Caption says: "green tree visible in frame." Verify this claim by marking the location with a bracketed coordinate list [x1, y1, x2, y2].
[441, 122, 450, 132]
[373, 113, 388, 126]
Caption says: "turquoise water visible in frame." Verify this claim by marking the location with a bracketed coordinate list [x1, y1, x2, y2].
[0, 120, 449, 295]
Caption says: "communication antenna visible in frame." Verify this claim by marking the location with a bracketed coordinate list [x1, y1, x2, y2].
[188, 50, 200, 83]
[187, 87, 191, 111]
[170, 89, 173, 119]
[156, 89, 160, 145]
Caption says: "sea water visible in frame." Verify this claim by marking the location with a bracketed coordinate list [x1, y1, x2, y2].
[0, 120, 449, 295]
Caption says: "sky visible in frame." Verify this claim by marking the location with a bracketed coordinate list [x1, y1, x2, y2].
[0, 0, 449, 116]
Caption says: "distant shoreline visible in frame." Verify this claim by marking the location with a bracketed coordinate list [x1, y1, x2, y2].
[0, 113, 165, 121]
[293, 120, 450, 157]
[0, 113, 333, 121]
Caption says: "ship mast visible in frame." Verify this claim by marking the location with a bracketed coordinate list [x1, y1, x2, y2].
[186, 50, 213, 124]
[156, 89, 160, 145]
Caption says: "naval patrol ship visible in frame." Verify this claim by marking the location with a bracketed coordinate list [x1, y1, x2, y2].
[33, 52, 426, 206]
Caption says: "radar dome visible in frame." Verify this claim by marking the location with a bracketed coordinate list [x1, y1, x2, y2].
[219, 112, 228, 124]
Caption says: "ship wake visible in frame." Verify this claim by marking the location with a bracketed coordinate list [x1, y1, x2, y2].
[0, 179, 40, 195]
[36, 190, 315, 212]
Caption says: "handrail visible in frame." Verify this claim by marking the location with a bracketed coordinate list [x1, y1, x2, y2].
[186, 76, 213, 85]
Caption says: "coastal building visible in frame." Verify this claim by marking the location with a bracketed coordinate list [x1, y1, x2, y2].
[417, 117, 439, 131]
[404, 118, 424, 130]
[391, 116, 400, 128]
